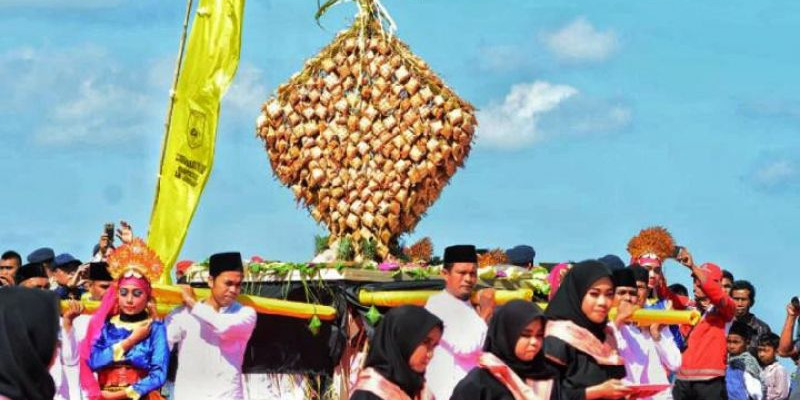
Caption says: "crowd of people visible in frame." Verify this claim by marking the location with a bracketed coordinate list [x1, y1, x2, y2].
[349, 243, 800, 400]
[1, 228, 799, 400]
[0, 231, 255, 400]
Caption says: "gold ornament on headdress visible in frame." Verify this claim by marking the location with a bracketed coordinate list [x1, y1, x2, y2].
[107, 238, 164, 282]
[626, 226, 676, 261]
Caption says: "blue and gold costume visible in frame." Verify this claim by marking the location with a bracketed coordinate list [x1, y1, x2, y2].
[89, 315, 169, 400]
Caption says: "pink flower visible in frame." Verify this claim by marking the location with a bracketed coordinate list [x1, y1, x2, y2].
[378, 262, 400, 271]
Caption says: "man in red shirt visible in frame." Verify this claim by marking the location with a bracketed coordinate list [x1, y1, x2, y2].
[658, 248, 736, 400]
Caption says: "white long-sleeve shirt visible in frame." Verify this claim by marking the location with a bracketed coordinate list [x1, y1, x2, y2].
[66, 314, 91, 400]
[611, 324, 682, 400]
[50, 319, 78, 400]
[167, 301, 257, 400]
[424, 291, 487, 400]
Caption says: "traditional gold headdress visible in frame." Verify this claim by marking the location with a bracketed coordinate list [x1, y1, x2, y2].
[107, 238, 164, 282]
[626, 226, 675, 268]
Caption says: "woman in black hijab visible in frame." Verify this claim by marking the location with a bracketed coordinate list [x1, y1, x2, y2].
[450, 300, 559, 400]
[350, 305, 444, 400]
[0, 286, 60, 400]
[543, 260, 630, 400]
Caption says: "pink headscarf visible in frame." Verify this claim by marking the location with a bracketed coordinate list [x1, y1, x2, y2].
[547, 263, 572, 301]
[79, 275, 151, 400]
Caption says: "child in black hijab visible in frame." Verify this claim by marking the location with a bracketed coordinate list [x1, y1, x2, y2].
[0, 286, 61, 400]
[450, 300, 559, 400]
[350, 305, 444, 400]
[543, 260, 630, 400]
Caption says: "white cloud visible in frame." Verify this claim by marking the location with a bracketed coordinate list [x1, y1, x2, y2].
[478, 81, 578, 148]
[223, 63, 267, 122]
[0, 45, 267, 147]
[0, 46, 162, 146]
[475, 45, 531, 73]
[753, 160, 798, 189]
[539, 96, 632, 136]
[36, 78, 155, 146]
[477, 81, 631, 149]
[543, 17, 619, 63]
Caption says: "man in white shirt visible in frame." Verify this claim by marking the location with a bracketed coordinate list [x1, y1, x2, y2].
[167, 252, 257, 400]
[70, 262, 113, 399]
[610, 267, 682, 400]
[425, 244, 495, 400]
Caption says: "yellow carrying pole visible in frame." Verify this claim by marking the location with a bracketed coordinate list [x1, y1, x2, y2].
[357, 289, 533, 307]
[63, 285, 338, 321]
[357, 289, 701, 326]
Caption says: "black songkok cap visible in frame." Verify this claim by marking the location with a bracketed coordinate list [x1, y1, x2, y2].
[612, 268, 637, 289]
[209, 252, 244, 277]
[15, 262, 48, 284]
[88, 262, 113, 281]
[630, 264, 649, 284]
[443, 245, 478, 264]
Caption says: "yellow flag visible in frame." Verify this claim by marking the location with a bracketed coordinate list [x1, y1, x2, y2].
[148, 0, 245, 283]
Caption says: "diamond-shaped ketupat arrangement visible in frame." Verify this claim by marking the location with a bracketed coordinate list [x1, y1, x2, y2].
[256, 0, 477, 260]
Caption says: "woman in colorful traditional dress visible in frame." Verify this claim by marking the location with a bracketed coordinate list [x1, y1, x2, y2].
[450, 300, 560, 400]
[543, 260, 630, 400]
[79, 239, 169, 400]
[350, 305, 443, 400]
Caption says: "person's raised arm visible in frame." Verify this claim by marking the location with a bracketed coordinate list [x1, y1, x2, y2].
[778, 300, 800, 358]
[676, 248, 734, 319]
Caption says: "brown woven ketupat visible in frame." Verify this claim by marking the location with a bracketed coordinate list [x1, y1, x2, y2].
[256, 5, 477, 258]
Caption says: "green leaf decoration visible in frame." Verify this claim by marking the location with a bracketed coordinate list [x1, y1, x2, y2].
[314, 0, 342, 27]
[248, 263, 260, 274]
[308, 314, 322, 336]
[366, 305, 382, 325]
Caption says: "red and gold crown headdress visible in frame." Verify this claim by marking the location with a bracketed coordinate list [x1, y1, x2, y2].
[107, 238, 164, 282]
[626, 226, 675, 268]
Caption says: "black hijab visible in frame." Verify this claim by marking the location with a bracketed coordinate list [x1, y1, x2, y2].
[364, 305, 443, 397]
[484, 300, 556, 380]
[0, 287, 60, 400]
[544, 260, 613, 340]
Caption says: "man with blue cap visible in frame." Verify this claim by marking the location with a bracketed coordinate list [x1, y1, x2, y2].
[52, 253, 85, 300]
[505, 245, 536, 269]
[27, 247, 56, 269]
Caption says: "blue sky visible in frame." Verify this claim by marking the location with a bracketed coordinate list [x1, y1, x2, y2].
[2, 0, 800, 341]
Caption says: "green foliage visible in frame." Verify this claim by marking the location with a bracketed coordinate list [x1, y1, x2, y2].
[406, 267, 430, 281]
[314, 234, 330, 255]
[337, 237, 354, 261]
[360, 237, 378, 261]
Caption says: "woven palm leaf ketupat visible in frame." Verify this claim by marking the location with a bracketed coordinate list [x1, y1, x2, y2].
[256, 1, 477, 258]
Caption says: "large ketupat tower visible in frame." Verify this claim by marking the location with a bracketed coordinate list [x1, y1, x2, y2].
[256, 0, 477, 259]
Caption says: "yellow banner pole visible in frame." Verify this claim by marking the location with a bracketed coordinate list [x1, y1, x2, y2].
[147, 0, 246, 283]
